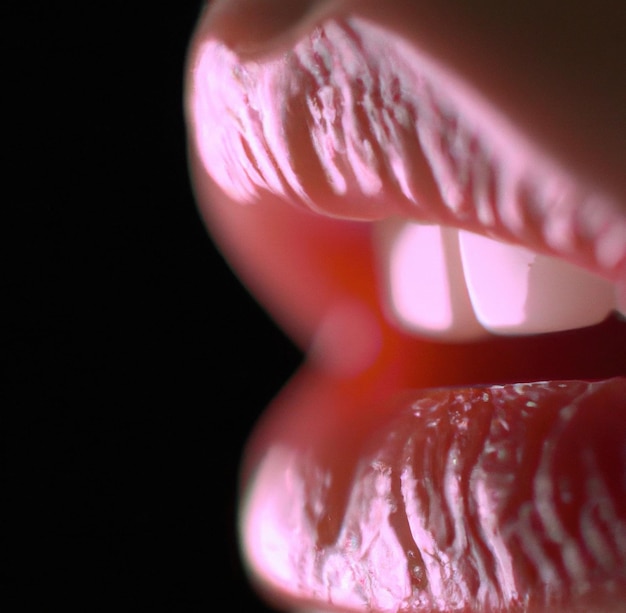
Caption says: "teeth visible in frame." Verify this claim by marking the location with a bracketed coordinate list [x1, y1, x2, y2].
[458, 230, 616, 335]
[376, 220, 487, 341]
[377, 220, 618, 339]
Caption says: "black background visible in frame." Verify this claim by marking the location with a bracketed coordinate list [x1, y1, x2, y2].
[4, 1, 301, 610]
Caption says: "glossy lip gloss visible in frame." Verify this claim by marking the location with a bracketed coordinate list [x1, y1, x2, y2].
[185, 2, 626, 611]
[241, 379, 626, 613]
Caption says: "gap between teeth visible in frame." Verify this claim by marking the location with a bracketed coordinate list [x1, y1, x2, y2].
[376, 219, 621, 341]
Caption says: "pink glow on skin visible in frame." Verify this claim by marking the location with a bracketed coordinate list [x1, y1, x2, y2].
[185, 2, 626, 611]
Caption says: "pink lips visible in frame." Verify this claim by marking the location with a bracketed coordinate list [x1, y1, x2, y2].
[189, 4, 626, 289]
[241, 379, 626, 612]
[185, 2, 626, 611]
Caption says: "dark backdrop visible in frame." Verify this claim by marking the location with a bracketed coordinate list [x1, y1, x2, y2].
[4, 2, 301, 610]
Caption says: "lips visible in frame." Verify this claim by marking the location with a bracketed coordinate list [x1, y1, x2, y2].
[189, 8, 626, 289]
[185, 3, 626, 611]
[241, 379, 626, 613]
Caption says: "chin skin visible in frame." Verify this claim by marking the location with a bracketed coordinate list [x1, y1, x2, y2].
[185, 2, 626, 611]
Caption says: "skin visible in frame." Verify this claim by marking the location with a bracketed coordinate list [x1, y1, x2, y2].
[185, 1, 626, 611]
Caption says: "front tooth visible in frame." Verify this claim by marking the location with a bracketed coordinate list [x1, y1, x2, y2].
[376, 220, 487, 341]
[458, 230, 616, 335]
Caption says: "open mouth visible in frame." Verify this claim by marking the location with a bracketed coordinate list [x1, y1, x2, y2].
[186, 3, 626, 611]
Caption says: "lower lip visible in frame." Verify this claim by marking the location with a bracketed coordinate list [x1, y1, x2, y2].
[197, 171, 626, 611]
[240, 375, 626, 613]
[202, 188, 626, 611]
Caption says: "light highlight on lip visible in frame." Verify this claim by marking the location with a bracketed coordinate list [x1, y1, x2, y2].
[188, 16, 626, 295]
[240, 380, 626, 613]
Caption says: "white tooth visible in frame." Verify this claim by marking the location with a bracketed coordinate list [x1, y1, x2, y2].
[459, 230, 616, 335]
[376, 220, 487, 341]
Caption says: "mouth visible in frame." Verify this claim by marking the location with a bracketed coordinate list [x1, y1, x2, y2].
[186, 3, 626, 612]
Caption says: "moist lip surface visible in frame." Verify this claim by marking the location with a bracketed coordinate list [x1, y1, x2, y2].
[185, 3, 626, 611]
[189, 7, 626, 290]
[241, 379, 626, 613]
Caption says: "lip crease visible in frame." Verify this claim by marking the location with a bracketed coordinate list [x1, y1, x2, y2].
[185, 4, 626, 612]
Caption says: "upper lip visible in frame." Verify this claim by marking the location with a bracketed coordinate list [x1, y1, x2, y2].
[189, 7, 626, 294]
